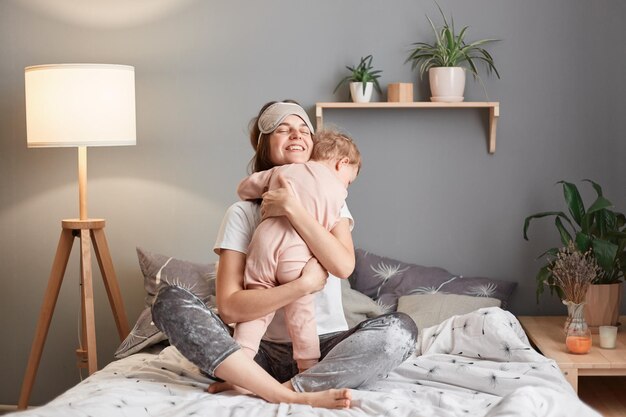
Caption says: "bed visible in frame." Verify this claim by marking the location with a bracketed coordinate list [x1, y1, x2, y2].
[8, 248, 601, 417]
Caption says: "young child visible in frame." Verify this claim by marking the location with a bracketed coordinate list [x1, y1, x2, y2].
[234, 129, 361, 372]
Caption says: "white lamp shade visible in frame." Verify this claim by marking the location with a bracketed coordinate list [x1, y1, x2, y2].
[25, 64, 136, 147]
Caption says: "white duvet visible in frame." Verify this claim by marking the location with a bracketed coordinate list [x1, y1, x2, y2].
[10, 308, 601, 417]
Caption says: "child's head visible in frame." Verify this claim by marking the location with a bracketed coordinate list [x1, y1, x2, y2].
[311, 129, 361, 188]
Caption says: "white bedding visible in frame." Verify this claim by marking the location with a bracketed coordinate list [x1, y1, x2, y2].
[10, 308, 601, 417]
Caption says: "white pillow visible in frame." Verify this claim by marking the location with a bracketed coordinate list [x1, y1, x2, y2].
[397, 293, 501, 331]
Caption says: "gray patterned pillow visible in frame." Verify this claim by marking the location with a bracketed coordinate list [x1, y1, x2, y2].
[114, 306, 167, 359]
[114, 248, 217, 358]
[136, 247, 216, 307]
[348, 249, 516, 310]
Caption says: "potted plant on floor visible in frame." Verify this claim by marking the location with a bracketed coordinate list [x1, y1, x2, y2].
[405, 3, 500, 102]
[333, 55, 383, 103]
[523, 179, 626, 328]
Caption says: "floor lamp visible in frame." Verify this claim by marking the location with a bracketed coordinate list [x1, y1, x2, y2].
[18, 64, 135, 409]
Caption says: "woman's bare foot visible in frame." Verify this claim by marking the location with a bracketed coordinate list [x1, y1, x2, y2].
[214, 380, 350, 409]
[290, 388, 351, 409]
[208, 380, 349, 408]
[210, 351, 349, 409]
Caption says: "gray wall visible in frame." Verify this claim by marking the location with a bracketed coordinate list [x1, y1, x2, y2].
[1, 0, 624, 406]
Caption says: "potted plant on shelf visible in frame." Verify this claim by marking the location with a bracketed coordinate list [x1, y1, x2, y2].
[333, 55, 383, 103]
[405, 3, 500, 102]
[523, 179, 626, 328]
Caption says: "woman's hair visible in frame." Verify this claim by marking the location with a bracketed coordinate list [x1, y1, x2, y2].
[248, 99, 303, 173]
[311, 129, 362, 172]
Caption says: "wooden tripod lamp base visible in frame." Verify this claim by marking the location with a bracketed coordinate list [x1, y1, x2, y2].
[17, 219, 130, 410]
[22, 63, 136, 410]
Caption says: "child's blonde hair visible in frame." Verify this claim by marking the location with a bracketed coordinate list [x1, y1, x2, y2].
[311, 129, 362, 172]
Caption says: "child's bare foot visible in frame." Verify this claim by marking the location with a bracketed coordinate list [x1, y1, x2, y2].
[207, 381, 251, 395]
[296, 358, 319, 373]
[291, 388, 351, 409]
[207, 381, 233, 393]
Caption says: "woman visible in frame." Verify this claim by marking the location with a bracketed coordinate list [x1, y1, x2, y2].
[152, 100, 418, 409]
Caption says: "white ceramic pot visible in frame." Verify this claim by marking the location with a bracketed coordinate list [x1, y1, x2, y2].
[429, 67, 465, 102]
[350, 82, 373, 103]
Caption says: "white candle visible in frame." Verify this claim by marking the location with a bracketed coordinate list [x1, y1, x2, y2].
[599, 326, 618, 349]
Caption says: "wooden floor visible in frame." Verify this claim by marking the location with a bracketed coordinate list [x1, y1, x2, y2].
[579, 376, 626, 416]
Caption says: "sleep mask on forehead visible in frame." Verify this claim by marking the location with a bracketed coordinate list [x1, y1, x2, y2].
[257, 102, 315, 135]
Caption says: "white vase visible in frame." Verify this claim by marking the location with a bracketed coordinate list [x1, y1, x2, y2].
[429, 67, 465, 102]
[350, 82, 373, 103]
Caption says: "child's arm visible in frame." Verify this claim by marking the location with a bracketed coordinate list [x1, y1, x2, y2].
[237, 167, 277, 200]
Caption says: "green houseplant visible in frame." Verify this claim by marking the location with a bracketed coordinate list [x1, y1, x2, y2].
[333, 55, 383, 103]
[523, 180, 626, 325]
[405, 3, 500, 101]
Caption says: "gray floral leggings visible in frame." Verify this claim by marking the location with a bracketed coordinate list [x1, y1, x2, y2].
[152, 285, 418, 392]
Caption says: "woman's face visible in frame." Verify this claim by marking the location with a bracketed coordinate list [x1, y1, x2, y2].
[268, 114, 314, 166]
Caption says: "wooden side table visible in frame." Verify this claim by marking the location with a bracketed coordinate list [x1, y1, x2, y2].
[518, 316, 626, 393]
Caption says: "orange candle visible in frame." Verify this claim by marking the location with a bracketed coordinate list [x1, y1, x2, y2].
[566, 336, 592, 354]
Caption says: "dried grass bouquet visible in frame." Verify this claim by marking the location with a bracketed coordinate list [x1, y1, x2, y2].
[548, 241, 601, 303]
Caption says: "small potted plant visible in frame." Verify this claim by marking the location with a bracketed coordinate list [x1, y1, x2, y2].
[405, 3, 500, 102]
[333, 55, 383, 103]
[523, 179, 626, 327]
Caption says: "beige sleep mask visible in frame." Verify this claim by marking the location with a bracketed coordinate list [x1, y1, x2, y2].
[257, 102, 315, 135]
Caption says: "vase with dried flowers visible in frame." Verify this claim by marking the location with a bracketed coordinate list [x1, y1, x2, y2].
[549, 241, 601, 354]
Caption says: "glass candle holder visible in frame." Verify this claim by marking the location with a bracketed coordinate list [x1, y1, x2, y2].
[599, 325, 618, 349]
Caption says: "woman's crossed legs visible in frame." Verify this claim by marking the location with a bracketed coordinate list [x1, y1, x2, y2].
[151, 285, 417, 408]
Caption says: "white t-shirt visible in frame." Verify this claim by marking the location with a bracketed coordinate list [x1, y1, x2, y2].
[213, 201, 351, 343]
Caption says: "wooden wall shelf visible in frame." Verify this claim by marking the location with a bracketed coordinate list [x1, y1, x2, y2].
[315, 101, 500, 154]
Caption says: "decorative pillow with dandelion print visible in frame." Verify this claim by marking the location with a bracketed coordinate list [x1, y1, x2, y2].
[114, 248, 217, 358]
[136, 247, 216, 307]
[349, 249, 516, 310]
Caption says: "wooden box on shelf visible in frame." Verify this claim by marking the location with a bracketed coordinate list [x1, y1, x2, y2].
[387, 83, 413, 102]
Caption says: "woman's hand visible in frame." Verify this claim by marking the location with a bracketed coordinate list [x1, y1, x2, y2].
[262, 174, 355, 279]
[260, 174, 297, 220]
[297, 257, 328, 294]
[217, 250, 326, 324]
